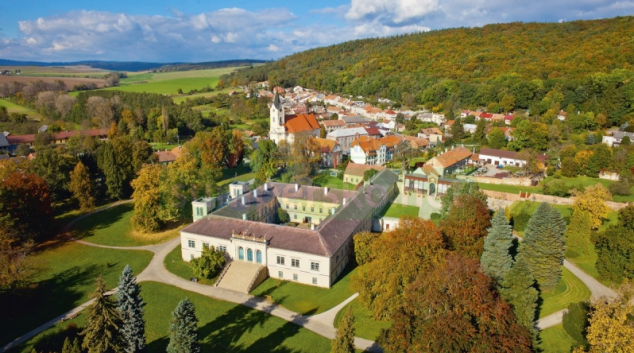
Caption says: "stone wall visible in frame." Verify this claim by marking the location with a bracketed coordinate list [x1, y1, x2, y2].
[483, 190, 630, 211]
[458, 175, 533, 186]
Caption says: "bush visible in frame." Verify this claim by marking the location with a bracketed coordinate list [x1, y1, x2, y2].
[562, 302, 590, 348]
[542, 179, 571, 197]
[430, 213, 442, 222]
[277, 208, 289, 224]
[190, 246, 226, 279]
[511, 210, 531, 232]
[33, 323, 83, 353]
[609, 178, 632, 196]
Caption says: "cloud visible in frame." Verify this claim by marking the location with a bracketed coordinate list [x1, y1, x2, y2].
[346, 0, 439, 25]
[268, 44, 279, 52]
[310, 5, 350, 15]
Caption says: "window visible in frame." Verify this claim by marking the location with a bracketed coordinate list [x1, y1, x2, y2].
[312, 277, 317, 285]
[203, 242, 209, 249]
[238, 247, 244, 260]
[320, 208, 323, 213]
[294, 204, 297, 210]
[311, 207, 314, 212]
[293, 274, 298, 281]
[278, 271, 283, 278]
[190, 254, 194, 260]
[294, 214, 297, 220]
[218, 245, 227, 253]
[188, 240, 195, 248]
[277, 256, 285, 265]
[286, 203, 289, 209]
[291, 259, 300, 267]
[311, 262, 320, 271]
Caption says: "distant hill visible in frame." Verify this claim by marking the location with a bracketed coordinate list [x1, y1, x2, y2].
[225, 17, 634, 125]
[0, 59, 266, 72]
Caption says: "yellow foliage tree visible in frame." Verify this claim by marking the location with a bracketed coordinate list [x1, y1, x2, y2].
[131, 164, 163, 233]
[69, 161, 95, 213]
[572, 184, 612, 229]
[574, 150, 594, 174]
[585, 283, 634, 353]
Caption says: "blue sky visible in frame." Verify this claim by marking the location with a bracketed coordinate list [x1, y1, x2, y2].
[1, 0, 633, 62]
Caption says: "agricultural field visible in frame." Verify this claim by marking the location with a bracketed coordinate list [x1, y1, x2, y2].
[0, 75, 105, 88]
[0, 98, 43, 120]
[0, 65, 109, 77]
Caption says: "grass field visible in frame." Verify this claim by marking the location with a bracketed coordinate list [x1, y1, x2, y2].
[103, 68, 240, 95]
[251, 266, 357, 315]
[14, 281, 333, 353]
[333, 298, 391, 341]
[539, 267, 591, 318]
[538, 324, 579, 353]
[379, 203, 420, 218]
[0, 241, 153, 347]
[510, 201, 573, 220]
[217, 164, 255, 190]
[312, 174, 357, 191]
[477, 182, 541, 195]
[70, 203, 179, 246]
[0, 98, 43, 120]
[172, 88, 235, 104]
[164, 245, 216, 285]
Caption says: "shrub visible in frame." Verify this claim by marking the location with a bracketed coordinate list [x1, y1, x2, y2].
[190, 246, 226, 279]
[33, 323, 83, 353]
[562, 302, 590, 348]
[430, 213, 442, 222]
[512, 211, 531, 232]
[277, 208, 289, 224]
[609, 178, 632, 196]
[542, 179, 571, 197]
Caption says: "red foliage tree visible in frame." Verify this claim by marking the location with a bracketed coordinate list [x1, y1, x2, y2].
[379, 255, 534, 353]
[440, 194, 492, 258]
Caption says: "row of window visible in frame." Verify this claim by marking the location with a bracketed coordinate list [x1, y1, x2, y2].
[276, 256, 320, 271]
[285, 204, 327, 214]
[278, 271, 318, 285]
[187, 240, 227, 253]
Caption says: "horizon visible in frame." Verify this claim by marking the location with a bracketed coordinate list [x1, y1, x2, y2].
[0, 0, 633, 63]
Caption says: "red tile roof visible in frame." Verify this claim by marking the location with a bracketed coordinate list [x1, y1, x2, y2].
[284, 113, 320, 133]
[6, 128, 107, 145]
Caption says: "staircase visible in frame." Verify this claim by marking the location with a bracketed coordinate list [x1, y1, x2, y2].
[215, 261, 266, 293]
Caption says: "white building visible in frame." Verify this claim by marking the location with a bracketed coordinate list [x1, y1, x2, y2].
[269, 91, 321, 145]
[602, 131, 634, 147]
[479, 148, 547, 167]
[326, 127, 369, 153]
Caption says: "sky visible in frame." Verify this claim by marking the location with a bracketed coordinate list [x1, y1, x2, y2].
[0, 0, 633, 63]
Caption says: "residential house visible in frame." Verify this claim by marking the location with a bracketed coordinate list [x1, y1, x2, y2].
[424, 146, 473, 176]
[418, 112, 446, 125]
[400, 135, 429, 151]
[343, 163, 386, 185]
[326, 127, 368, 153]
[341, 115, 372, 126]
[350, 135, 402, 165]
[312, 137, 342, 168]
[478, 148, 547, 167]
[557, 111, 567, 121]
[417, 127, 444, 145]
[602, 131, 634, 147]
[6, 128, 108, 149]
[504, 114, 515, 125]
[321, 120, 346, 132]
[364, 127, 382, 139]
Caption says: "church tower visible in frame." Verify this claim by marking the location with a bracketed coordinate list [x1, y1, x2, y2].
[269, 90, 286, 144]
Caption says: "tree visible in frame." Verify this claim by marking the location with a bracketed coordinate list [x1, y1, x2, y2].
[190, 246, 226, 279]
[481, 208, 514, 282]
[320, 124, 326, 138]
[98, 141, 128, 200]
[440, 181, 487, 217]
[585, 284, 634, 352]
[15, 144, 31, 157]
[500, 257, 539, 330]
[130, 164, 163, 232]
[562, 302, 590, 348]
[69, 161, 96, 212]
[440, 194, 491, 258]
[331, 307, 355, 353]
[353, 231, 376, 266]
[595, 205, 634, 282]
[228, 130, 245, 168]
[62, 337, 82, 353]
[561, 157, 580, 177]
[450, 119, 465, 140]
[379, 255, 533, 353]
[277, 208, 289, 224]
[81, 275, 122, 353]
[353, 218, 446, 320]
[621, 136, 631, 146]
[0, 229, 36, 291]
[167, 298, 200, 353]
[565, 209, 592, 257]
[116, 265, 145, 353]
[518, 202, 566, 291]
[363, 169, 378, 181]
[33, 131, 54, 150]
[572, 184, 612, 229]
[131, 141, 155, 172]
[488, 127, 507, 149]
[517, 149, 542, 177]
[473, 118, 487, 144]
[29, 148, 77, 202]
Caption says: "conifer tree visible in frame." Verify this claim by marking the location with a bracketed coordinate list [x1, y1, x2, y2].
[332, 307, 356, 353]
[500, 257, 539, 330]
[62, 337, 81, 353]
[481, 208, 514, 282]
[565, 209, 592, 257]
[81, 275, 122, 353]
[518, 202, 566, 291]
[167, 298, 200, 353]
[116, 265, 146, 353]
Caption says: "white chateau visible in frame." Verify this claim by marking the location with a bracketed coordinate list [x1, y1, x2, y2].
[269, 91, 320, 144]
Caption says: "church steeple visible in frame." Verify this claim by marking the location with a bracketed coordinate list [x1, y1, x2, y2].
[273, 90, 282, 110]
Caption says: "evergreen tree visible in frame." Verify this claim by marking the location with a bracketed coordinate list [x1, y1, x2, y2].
[332, 307, 356, 353]
[518, 202, 566, 291]
[116, 265, 146, 353]
[62, 337, 81, 353]
[500, 257, 538, 330]
[167, 298, 200, 353]
[565, 209, 592, 257]
[481, 208, 514, 282]
[586, 132, 596, 145]
[473, 118, 487, 144]
[450, 119, 465, 140]
[98, 142, 125, 199]
[81, 275, 122, 353]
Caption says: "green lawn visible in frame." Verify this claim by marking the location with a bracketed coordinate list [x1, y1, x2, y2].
[14, 282, 332, 353]
[71, 203, 179, 246]
[217, 164, 255, 190]
[539, 268, 591, 318]
[0, 98, 43, 120]
[333, 298, 391, 341]
[477, 182, 541, 195]
[538, 324, 579, 353]
[312, 174, 357, 191]
[250, 266, 357, 315]
[151, 142, 178, 151]
[379, 203, 420, 218]
[0, 242, 153, 347]
[164, 245, 216, 285]
[510, 201, 573, 220]
[172, 88, 235, 104]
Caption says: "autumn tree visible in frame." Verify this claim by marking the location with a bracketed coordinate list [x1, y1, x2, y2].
[131, 164, 163, 233]
[353, 231, 376, 266]
[440, 194, 491, 258]
[352, 217, 446, 320]
[379, 255, 533, 353]
[320, 124, 326, 138]
[0, 228, 36, 291]
[572, 184, 612, 229]
[481, 208, 514, 282]
[332, 307, 355, 353]
[517, 202, 566, 291]
[565, 209, 592, 257]
[228, 129, 245, 168]
[584, 284, 634, 352]
[440, 181, 487, 217]
[29, 148, 77, 202]
[81, 275, 122, 353]
[69, 161, 96, 212]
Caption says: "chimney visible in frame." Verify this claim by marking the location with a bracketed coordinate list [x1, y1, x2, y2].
[241, 196, 246, 206]
[295, 183, 299, 192]
[343, 198, 347, 205]
[264, 183, 268, 191]
[324, 187, 329, 195]
[242, 213, 247, 220]
[254, 189, 258, 198]
[311, 224, 316, 231]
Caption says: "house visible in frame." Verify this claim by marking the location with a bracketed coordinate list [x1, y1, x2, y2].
[180, 170, 398, 288]
[557, 111, 567, 121]
[444, 120, 454, 132]
[404, 166, 458, 196]
[364, 127, 382, 139]
[478, 148, 547, 167]
[312, 137, 342, 168]
[478, 113, 493, 121]
[417, 128, 444, 145]
[321, 120, 345, 132]
[400, 135, 429, 150]
[269, 91, 321, 145]
[461, 110, 471, 118]
[340, 115, 372, 126]
[602, 131, 634, 147]
[326, 127, 368, 153]
[6, 128, 108, 148]
[464, 124, 477, 134]
[418, 113, 446, 125]
[424, 146, 473, 176]
[350, 135, 401, 165]
[504, 114, 515, 125]
[154, 146, 182, 165]
[343, 163, 386, 185]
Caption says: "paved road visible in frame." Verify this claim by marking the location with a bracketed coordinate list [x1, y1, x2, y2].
[2, 229, 381, 353]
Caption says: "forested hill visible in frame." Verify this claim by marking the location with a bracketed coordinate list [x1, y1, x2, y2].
[225, 16, 634, 125]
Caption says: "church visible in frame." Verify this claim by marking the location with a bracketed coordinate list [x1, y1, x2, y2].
[269, 91, 321, 145]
